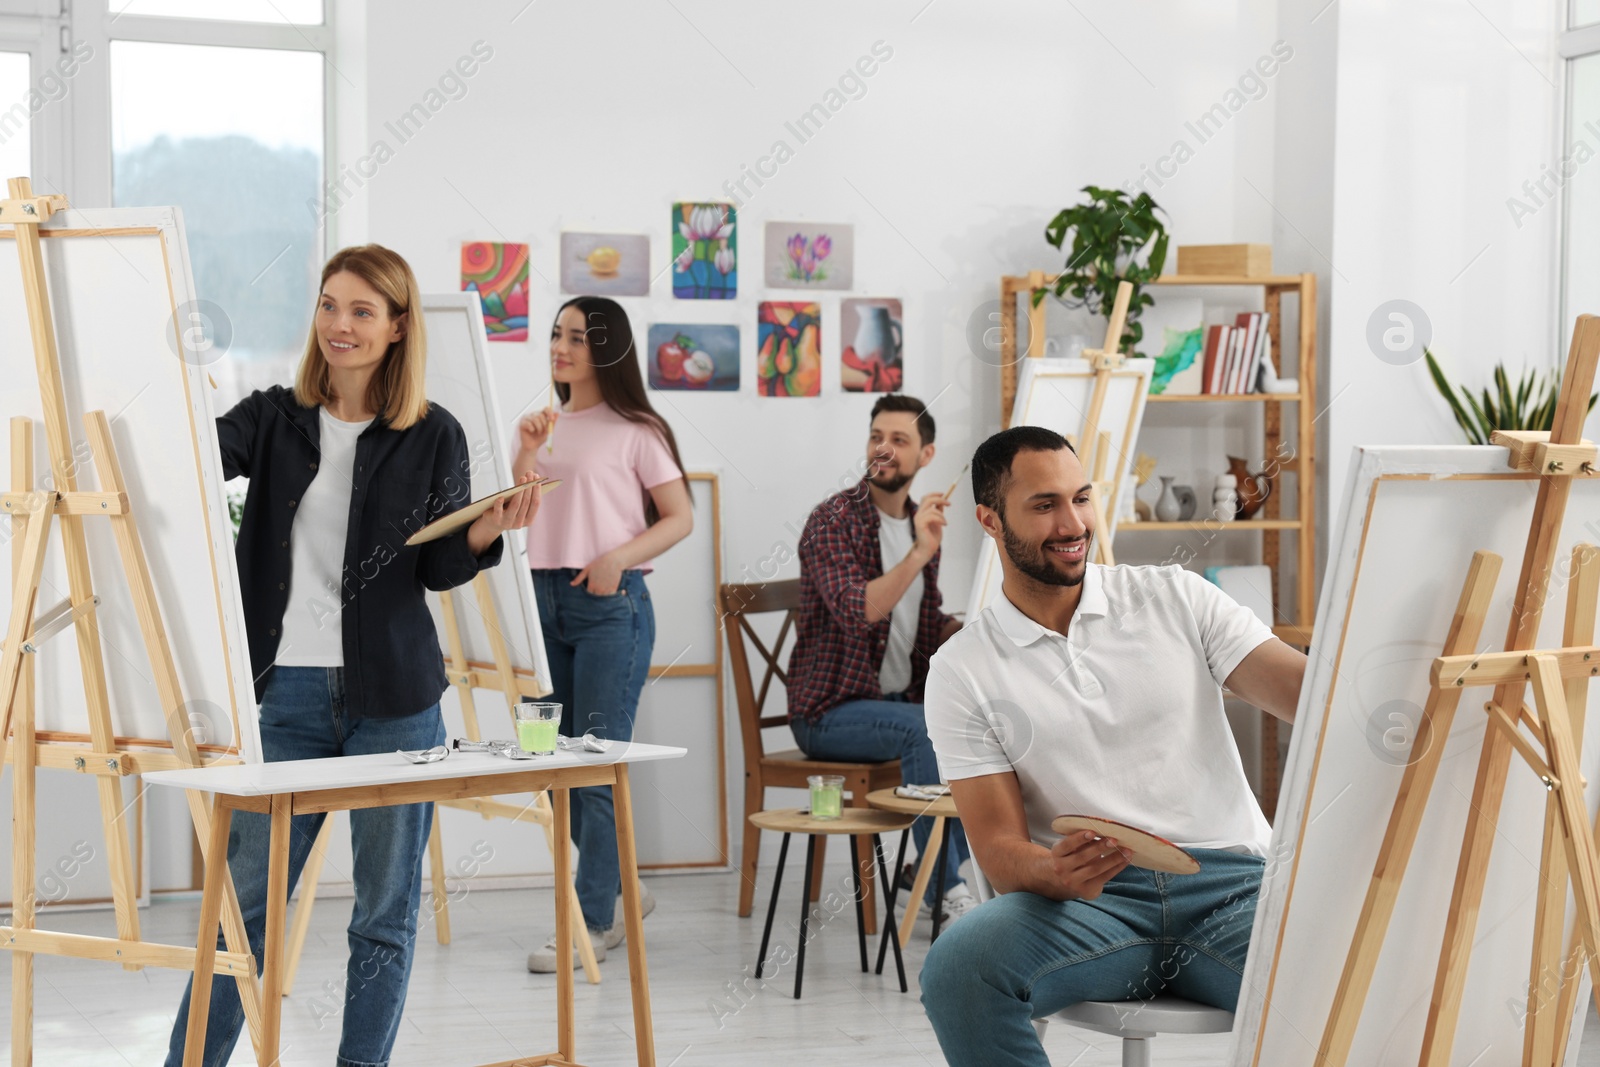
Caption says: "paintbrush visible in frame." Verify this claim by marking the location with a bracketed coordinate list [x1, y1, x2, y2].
[943, 462, 970, 502]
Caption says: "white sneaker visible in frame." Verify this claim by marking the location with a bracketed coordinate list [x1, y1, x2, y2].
[526, 882, 655, 971]
[527, 932, 606, 972]
[603, 882, 656, 949]
[923, 883, 979, 932]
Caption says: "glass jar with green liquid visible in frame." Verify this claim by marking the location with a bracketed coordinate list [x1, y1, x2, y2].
[513, 701, 561, 755]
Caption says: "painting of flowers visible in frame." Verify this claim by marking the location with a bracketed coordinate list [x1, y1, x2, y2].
[764, 221, 854, 290]
[757, 302, 821, 397]
[646, 324, 740, 391]
[841, 298, 903, 393]
[671, 202, 736, 299]
[461, 241, 530, 341]
[560, 232, 650, 296]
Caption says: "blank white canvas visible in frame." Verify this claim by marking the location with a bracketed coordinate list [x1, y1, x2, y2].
[965, 357, 1151, 621]
[1234, 445, 1599, 1067]
[0, 207, 258, 758]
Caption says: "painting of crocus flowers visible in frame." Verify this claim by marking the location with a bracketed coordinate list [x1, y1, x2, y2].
[646, 324, 740, 391]
[757, 302, 822, 397]
[461, 241, 530, 341]
[764, 221, 854, 290]
[560, 232, 650, 296]
[841, 299, 903, 393]
[672, 202, 737, 299]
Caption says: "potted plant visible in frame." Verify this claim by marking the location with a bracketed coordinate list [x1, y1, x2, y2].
[1041, 185, 1170, 357]
[1424, 348, 1596, 445]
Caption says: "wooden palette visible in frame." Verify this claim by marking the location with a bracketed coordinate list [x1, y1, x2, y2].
[403, 478, 560, 545]
[1051, 815, 1202, 875]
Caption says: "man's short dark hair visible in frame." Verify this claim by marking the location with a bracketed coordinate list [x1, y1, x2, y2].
[972, 426, 1076, 515]
[870, 394, 935, 444]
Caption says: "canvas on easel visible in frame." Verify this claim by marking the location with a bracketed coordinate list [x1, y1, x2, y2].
[1233, 318, 1600, 1066]
[964, 284, 1151, 621]
[0, 181, 267, 1063]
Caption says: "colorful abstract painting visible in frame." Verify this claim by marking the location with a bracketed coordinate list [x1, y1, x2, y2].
[560, 232, 650, 297]
[671, 202, 737, 299]
[461, 241, 530, 341]
[757, 302, 821, 397]
[764, 221, 854, 290]
[841, 298, 903, 393]
[646, 324, 739, 391]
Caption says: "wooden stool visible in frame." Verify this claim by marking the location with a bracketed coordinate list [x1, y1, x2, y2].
[747, 807, 917, 998]
[866, 787, 962, 962]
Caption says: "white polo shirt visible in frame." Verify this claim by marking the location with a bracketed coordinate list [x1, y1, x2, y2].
[924, 563, 1274, 856]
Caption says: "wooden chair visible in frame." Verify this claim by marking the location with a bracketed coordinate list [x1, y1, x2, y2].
[720, 580, 902, 931]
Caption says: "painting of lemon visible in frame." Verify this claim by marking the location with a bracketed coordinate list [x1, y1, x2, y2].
[559, 232, 650, 296]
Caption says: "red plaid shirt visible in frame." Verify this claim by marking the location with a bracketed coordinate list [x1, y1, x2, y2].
[787, 479, 957, 724]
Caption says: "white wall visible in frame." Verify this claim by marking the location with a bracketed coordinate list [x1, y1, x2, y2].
[1324, 0, 1564, 503]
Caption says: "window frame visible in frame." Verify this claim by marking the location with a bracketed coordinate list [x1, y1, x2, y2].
[0, 11, 70, 192]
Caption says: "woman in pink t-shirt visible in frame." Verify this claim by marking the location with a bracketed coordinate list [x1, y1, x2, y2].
[514, 296, 692, 972]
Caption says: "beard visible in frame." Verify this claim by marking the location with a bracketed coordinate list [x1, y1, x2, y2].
[867, 465, 914, 494]
[1001, 521, 1089, 587]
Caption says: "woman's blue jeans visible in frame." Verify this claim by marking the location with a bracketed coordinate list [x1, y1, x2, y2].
[164, 666, 445, 1067]
[789, 696, 970, 907]
[532, 568, 655, 932]
[920, 848, 1265, 1067]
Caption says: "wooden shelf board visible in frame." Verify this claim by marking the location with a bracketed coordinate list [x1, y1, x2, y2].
[1119, 519, 1302, 531]
[1147, 394, 1303, 403]
[1150, 274, 1308, 287]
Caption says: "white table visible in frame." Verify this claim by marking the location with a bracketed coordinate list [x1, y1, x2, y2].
[144, 742, 687, 1067]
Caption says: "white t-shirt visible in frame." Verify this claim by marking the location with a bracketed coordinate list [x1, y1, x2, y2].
[276, 408, 371, 667]
[925, 563, 1275, 855]
[876, 506, 922, 695]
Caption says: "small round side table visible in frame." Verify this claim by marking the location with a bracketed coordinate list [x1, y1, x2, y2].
[865, 787, 963, 964]
[747, 806, 916, 998]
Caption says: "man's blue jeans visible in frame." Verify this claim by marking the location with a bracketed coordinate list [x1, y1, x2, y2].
[920, 848, 1264, 1067]
[789, 696, 970, 907]
[165, 666, 445, 1067]
[533, 568, 655, 932]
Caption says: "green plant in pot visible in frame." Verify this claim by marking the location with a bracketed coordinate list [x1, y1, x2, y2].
[1424, 348, 1597, 445]
[1040, 185, 1170, 357]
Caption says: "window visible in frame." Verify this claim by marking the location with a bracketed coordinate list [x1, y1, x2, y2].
[108, 0, 322, 24]
[0, 50, 31, 180]
[109, 28, 326, 402]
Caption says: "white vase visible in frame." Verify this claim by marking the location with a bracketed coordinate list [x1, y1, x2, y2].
[1155, 476, 1181, 522]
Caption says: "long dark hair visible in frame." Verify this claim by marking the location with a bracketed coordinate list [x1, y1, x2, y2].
[551, 296, 688, 524]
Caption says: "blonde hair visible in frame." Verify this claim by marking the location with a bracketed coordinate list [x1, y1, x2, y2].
[295, 244, 429, 430]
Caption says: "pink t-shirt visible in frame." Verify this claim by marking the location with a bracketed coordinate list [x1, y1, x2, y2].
[521, 402, 683, 572]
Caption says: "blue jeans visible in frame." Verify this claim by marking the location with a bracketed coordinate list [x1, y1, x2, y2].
[920, 848, 1264, 1067]
[533, 568, 655, 932]
[165, 666, 445, 1067]
[789, 696, 970, 907]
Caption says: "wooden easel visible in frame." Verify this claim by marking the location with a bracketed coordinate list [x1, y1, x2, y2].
[1070, 279, 1133, 566]
[281, 570, 602, 991]
[0, 178, 266, 1063]
[1314, 314, 1600, 1067]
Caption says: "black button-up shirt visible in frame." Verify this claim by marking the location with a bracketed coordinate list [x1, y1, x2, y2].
[218, 385, 504, 719]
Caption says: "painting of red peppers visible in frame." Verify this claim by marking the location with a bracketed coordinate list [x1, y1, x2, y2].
[757, 301, 822, 397]
[646, 323, 740, 391]
[671, 202, 737, 299]
[841, 298, 903, 393]
[763, 221, 854, 290]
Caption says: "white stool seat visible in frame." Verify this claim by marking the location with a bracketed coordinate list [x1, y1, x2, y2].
[1053, 997, 1234, 1040]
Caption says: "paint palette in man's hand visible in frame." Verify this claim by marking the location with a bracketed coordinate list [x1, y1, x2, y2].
[404, 478, 561, 545]
[1051, 814, 1202, 875]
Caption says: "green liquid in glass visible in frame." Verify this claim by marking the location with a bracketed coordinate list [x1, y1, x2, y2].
[810, 783, 843, 820]
[516, 718, 559, 754]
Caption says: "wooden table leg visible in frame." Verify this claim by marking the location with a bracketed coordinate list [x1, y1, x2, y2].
[427, 805, 452, 946]
[613, 765, 656, 1066]
[184, 799, 234, 1067]
[261, 793, 291, 1066]
[899, 815, 945, 949]
[553, 787, 575, 1064]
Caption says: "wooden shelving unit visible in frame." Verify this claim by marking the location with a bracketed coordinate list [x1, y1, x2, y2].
[997, 269, 1318, 816]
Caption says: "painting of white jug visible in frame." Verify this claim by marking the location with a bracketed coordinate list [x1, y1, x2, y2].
[842, 298, 904, 393]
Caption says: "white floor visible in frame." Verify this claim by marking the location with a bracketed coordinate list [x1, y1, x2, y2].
[4, 862, 1600, 1066]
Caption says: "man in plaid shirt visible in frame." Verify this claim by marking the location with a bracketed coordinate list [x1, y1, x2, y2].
[787, 395, 975, 926]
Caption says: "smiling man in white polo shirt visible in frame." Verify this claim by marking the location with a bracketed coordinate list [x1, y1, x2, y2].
[918, 425, 1306, 1067]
